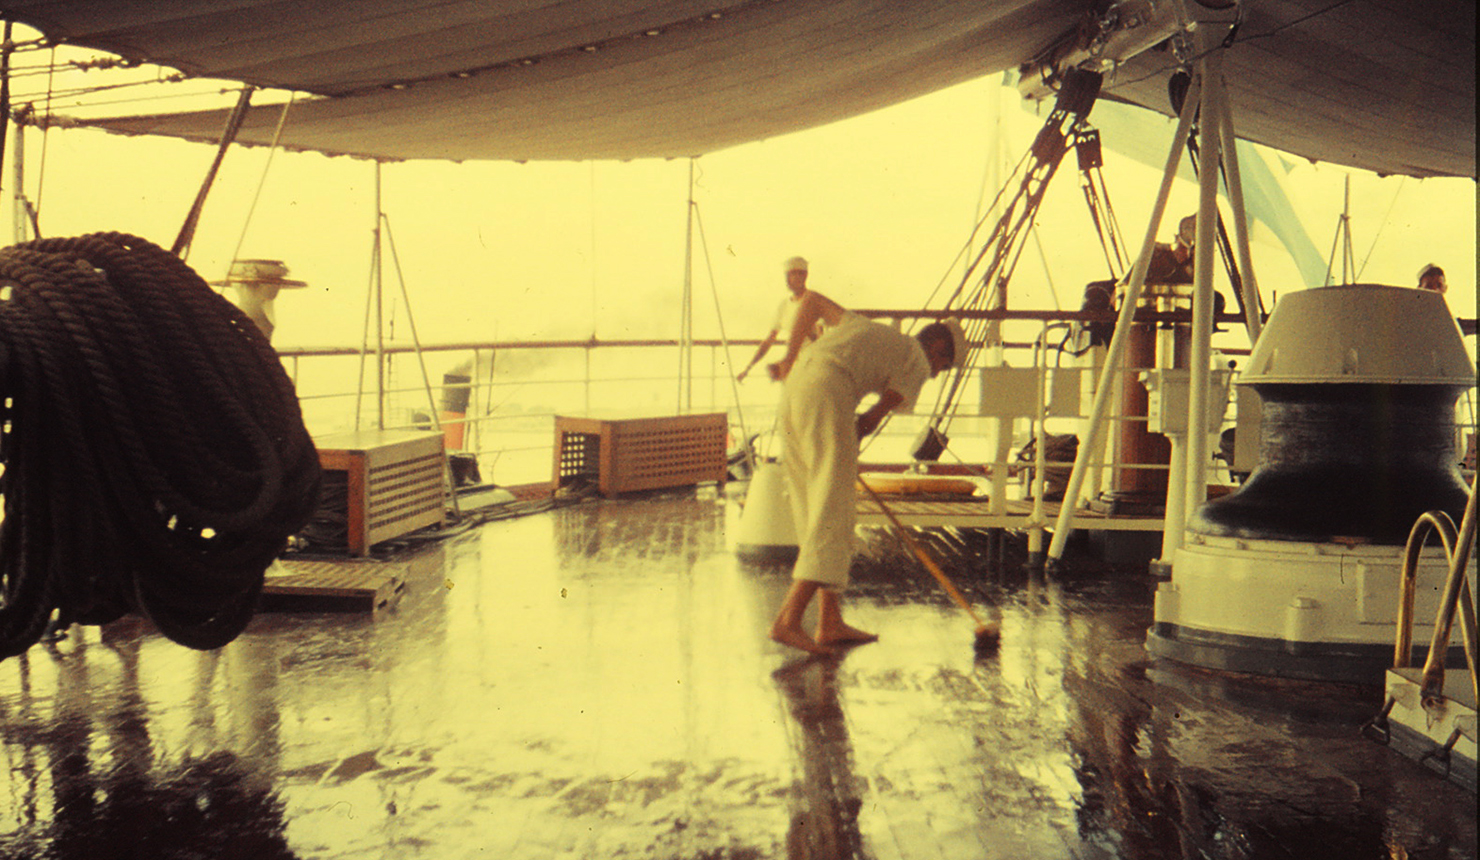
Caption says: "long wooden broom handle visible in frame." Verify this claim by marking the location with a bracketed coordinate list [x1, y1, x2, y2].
[858, 478, 988, 628]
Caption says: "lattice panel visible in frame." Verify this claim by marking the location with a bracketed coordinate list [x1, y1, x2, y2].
[554, 414, 727, 495]
[314, 429, 447, 555]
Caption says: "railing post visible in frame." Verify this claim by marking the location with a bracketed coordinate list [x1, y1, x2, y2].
[1396, 513, 1458, 667]
[1047, 72, 1202, 562]
[1027, 321, 1050, 567]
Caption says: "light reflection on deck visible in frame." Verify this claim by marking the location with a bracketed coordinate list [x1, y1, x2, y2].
[0, 486, 1473, 859]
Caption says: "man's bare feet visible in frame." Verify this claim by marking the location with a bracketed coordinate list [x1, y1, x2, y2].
[816, 622, 878, 647]
[770, 623, 835, 656]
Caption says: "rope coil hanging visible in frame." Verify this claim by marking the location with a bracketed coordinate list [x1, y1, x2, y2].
[0, 232, 321, 657]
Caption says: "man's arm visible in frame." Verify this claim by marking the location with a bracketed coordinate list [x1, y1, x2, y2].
[856, 390, 904, 438]
[768, 291, 845, 381]
[738, 329, 779, 381]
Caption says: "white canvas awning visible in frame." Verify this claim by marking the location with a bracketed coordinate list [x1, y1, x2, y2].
[3, 0, 1473, 177]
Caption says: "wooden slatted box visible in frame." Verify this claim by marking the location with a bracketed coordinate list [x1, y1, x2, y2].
[313, 429, 447, 555]
[554, 413, 727, 496]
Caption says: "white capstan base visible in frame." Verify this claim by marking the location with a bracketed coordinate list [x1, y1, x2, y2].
[1147, 533, 1468, 684]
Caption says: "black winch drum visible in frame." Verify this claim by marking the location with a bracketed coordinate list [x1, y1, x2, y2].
[1148, 285, 1475, 684]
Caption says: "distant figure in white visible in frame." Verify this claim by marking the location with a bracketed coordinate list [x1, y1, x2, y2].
[217, 259, 306, 343]
[737, 256, 832, 382]
[766, 292, 965, 655]
[1417, 263, 1448, 296]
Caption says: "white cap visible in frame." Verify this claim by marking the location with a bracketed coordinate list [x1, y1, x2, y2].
[783, 256, 808, 272]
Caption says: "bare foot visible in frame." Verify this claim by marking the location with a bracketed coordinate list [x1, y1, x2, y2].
[770, 623, 835, 656]
[816, 622, 878, 647]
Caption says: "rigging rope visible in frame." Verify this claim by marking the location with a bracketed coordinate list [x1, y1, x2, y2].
[0, 233, 321, 658]
[1179, 102, 1257, 320]
[924, 69, 1104, 439]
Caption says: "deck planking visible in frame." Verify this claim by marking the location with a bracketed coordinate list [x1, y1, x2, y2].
[0, 485, 1472, 859]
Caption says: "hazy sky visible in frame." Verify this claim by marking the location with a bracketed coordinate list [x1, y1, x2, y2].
[2, 23, 1473, 482]
[9, 47, 1476, 355]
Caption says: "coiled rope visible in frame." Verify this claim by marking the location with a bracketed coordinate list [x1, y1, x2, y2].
[0, 233, 321, 657]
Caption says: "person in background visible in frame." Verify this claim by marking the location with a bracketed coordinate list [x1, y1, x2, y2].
[1145, 214, 1197, 285]
[766, 291, 965, 655]
[737, 256, 828, 382]
[1417, 263, 1448, 296]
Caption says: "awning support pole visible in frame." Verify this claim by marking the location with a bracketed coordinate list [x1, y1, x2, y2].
[171, 85, 254, 258]
[1214, 79, 1263, 344]
[1046, 73, 1202, 562]
[1184, 41, 1223, 533]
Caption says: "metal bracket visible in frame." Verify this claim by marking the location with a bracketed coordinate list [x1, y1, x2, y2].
[1359, 695, 1396, 746]
[1417, 726, 1463, 779]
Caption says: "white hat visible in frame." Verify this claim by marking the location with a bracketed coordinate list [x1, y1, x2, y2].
[943, 318, 968, 368]
[783, 256, 808, 272]
[209, 258, 307, 289]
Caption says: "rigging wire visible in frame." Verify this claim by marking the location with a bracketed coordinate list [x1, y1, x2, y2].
[8, 74, 189, 104]
[916, 145, 1036, 320]
[923, 74, 1101, 439]
[691, 199, 755, 474]
[27, 45, 58, 236]
[0, 56, 141, 79]
[1028, 226, 1062, 310]
[1355, 175, 1407, 281]
[1180, 109, 1255, 320]
[226, 93, 297, 269]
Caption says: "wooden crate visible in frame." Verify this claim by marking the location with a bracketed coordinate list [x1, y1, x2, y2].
[314, 429, 446, 555]
[554, 413, 727, 496]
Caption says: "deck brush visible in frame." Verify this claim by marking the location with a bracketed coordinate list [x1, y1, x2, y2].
[859, 479, 1001, 651]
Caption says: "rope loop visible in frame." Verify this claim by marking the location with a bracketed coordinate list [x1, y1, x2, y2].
[0, 233, 321, 656]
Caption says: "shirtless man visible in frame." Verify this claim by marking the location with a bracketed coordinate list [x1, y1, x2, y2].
[737, 256, 824, 382]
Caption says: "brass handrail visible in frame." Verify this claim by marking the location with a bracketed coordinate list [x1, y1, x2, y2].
[1394, 481, 1478, 708]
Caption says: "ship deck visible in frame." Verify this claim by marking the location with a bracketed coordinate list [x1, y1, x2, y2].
[0, 484, 1474, 860]
[854, 495, 1164, 531]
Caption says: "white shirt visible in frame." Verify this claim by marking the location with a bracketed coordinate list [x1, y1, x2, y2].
[808, 311, 931, 410]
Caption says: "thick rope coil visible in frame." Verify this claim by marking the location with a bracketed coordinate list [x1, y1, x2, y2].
[0, 233, 321, 656]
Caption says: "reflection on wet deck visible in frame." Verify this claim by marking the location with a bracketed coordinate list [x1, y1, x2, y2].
[1, 486, 1474, 859]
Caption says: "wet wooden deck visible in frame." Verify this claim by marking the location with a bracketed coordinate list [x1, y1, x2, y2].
[855, 495, 1164, 531]
[0, 485, 1473, 859]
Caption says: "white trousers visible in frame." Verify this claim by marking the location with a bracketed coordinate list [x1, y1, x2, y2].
[778, 351, 858, 589]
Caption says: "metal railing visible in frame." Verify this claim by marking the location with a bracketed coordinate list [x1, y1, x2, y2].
[274, 307, 1473, 494]
[273, 318, 1179, 489]
[1394, 481, 1478, 708]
